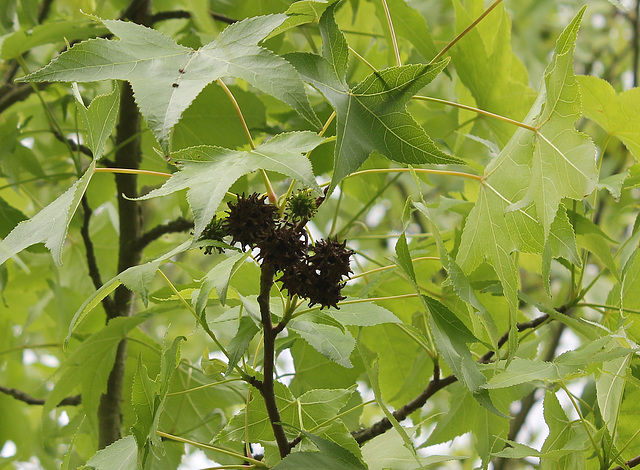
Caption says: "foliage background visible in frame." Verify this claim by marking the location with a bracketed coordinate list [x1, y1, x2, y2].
[0, 0, 639, 469]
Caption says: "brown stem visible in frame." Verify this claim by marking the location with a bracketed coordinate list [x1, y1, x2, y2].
[80, 196, 115, 317]
[133, 217, 193, 251]
[352, 374, 457, 444]
[257, 262, 290, 458]
[353, 309, 562, 445]
[612, 454, 640, 470]
[150, 10, 237, 25]
[0, 385, 81, 406]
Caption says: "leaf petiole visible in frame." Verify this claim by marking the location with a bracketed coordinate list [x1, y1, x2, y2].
[381, 0, 401, 66]
[156, 431, 268, 468]
[346, 167, 483, 182]
[412, 95, 537, 132]
[94, 167, 172, 178]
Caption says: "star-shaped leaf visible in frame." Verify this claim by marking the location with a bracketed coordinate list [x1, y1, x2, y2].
[138, 131, 323, 239]
[286, 4, 463, 193]
[18, 15, 321, 152]
[456, 7, 596, 348]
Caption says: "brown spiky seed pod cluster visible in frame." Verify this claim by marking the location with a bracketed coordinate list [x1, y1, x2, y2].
[200, 192, 353, 309]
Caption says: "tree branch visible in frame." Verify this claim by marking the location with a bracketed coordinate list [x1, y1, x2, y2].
[613, 454, 640, 470]
[353, 309, 561, 445]
[150, 9, 237, 25]
[52, 128, 94, 159]
[80, 196, 116, 316]
[0, 385, 81, 406]
[257, 261, 291, 459]
[133, 217, 193, 251]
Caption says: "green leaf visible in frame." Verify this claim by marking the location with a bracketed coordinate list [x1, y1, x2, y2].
[66, 240, 192, 343]
[394, 233, 416, 284]
[596, 347, 630, 437]
[320, 302, 400, 326]
[1, 19, 109, 60]
[225, 315, 259, 375]
[272, 431, 365, 470]
[18, 15, 320, 151]
[289, 320, 355, 368]
[117, 240, 192, 306]
[373, 0, 439, 63]
[45, 315, 148, 433]
[171, 84, 266, 150]
[362, 427, 465, 470]
[540, 391, 588, 469]
[196, 251, 250, 313]
[451, 0, 536, 145]
[572, 211, 619, 280]
[424, 295, 482, 391]
[138, 132, 323, 239]
[72, 82, 120, 160]
[0, 197, 28, 238]
[577, 75, 640, 160]
[218, 386, 353, 444]
[266, 0, 341, 40]
[0, 161, 95, 267]
[85, 435, 138, 470]
[286, 4, 462, 192]
[483, 358, 573, 389]
[132, 336, 185, 466]
[543, 206, 581, 293]
[457, 7, 596, 348]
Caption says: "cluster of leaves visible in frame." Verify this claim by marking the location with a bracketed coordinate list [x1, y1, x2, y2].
[0, 0, 639, 469]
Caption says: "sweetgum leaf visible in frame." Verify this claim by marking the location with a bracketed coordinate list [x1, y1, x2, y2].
[138, 131, 323, 239]
[18, 15, 320, 151]
[286, 4, 463, 193]
[456, 7, 596, 350]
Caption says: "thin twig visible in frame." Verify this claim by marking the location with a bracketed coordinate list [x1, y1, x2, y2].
[612, 454, 640, 470]
[80, 196, 116, 316]
[430, 0, 504, 64]
[0, 385, 81, 406]
[412, 95, 538, 132]
[381, 0, 401, 66]
[256, 262, 290, 458]
[353, 309, 560, 445]
[133, 217, 193, 251]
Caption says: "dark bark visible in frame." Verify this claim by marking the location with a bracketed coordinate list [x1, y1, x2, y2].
[353, 310, 562, 446]
[81, 197, 115, 317]
[257, 262, 291, 458]
[0, 385, 81, 406]
[96, 0, 150, 447]
[133, 217, 193, 251]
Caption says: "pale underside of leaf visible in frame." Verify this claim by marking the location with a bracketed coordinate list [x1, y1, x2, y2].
[18, 15, 320, 151]
[137, 131, 323, 239]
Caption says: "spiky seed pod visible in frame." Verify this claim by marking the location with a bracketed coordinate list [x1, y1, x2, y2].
[286, 189, 318, 221]
[223, 193, 277, 249]
[306, 278, 346, 310]
[257, 222, 307, 272]
[278, 260, 315, 299]
[198, 216, 227, 255]
[308, 237, 354, 283]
